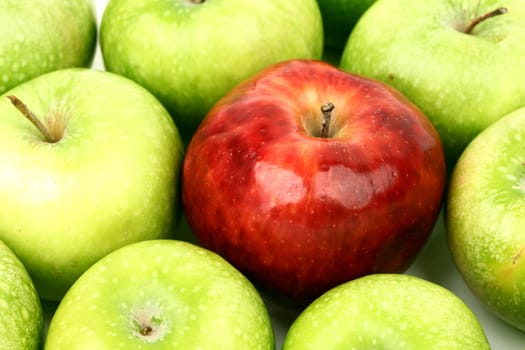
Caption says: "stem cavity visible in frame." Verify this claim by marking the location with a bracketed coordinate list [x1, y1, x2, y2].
[320, 102, 335, 138]
[465, 7, 508, 34]
[130, 305, 166, 343]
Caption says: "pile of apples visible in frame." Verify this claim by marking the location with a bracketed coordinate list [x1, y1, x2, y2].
[1, 0, 525, 349]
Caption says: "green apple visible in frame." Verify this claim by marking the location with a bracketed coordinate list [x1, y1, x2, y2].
[282, 273, 490, 349]
[0, 240, 43, 350]
[100, 0, 323, 143]
[45, 239, 275, 349]
[446, 106, 525, 331]
[0, 68, 184, 301]
[0, 0, 97, 95]
[340, 0, 525, 169]
[316, 0, 376, 52]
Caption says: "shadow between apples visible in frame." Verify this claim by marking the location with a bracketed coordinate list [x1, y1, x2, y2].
[41, 299, 59, 344]
[407, 207, 459, 287]
[175, 212, 199, 244]
[261, 294, 303, 348]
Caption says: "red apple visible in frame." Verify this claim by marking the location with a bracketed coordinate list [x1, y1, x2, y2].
[182, 59, 446, 303]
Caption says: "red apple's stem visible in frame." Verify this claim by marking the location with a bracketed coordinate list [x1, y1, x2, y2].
[6, 95, 58, 143]
[465, 7, 507, 34]
[320, 102, 335, 138]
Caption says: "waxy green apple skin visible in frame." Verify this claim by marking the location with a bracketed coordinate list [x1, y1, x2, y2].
[447, 106, 525, 331]
[45, 240, 275, 350]
[340, 0, 525, 168]
[0, 240, 43, 350]
[183, 59, 446, 303]
[282, 274, 490, 350]
[100, 0, 323, 143]
[0, 68, 184, 302]
[0, 0, 97, 95]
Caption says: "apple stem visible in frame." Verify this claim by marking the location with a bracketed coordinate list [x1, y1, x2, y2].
[320, 102, 335, 138]
[6, 95, 59, 143]
[140, 326, 153, 336]
[464, 7, 508, 34]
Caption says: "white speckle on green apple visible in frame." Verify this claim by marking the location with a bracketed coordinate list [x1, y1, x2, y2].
[447, 106, 525, 331]
[45, 240, 275, 349]
[283, 274, 490, 349]
[100, 0, 323, 143]
[0, 68, 184, 301]
[341, 0, 525, 169]
[0, 240, 43, 350]
[0, 0, 97, 95]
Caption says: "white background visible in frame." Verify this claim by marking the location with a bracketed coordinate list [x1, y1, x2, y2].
[92, 0, 525, 348]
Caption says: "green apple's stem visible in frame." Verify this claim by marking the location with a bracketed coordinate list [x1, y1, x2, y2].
[320, 102, 335, 138]
[140, 326, 154, 336]
[465, 7, 508, 34]
[6, 95, 60, 143]
[190, 0, 205, 3]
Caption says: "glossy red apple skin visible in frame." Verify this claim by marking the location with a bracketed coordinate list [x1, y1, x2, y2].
[182, 59, 446, 303]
